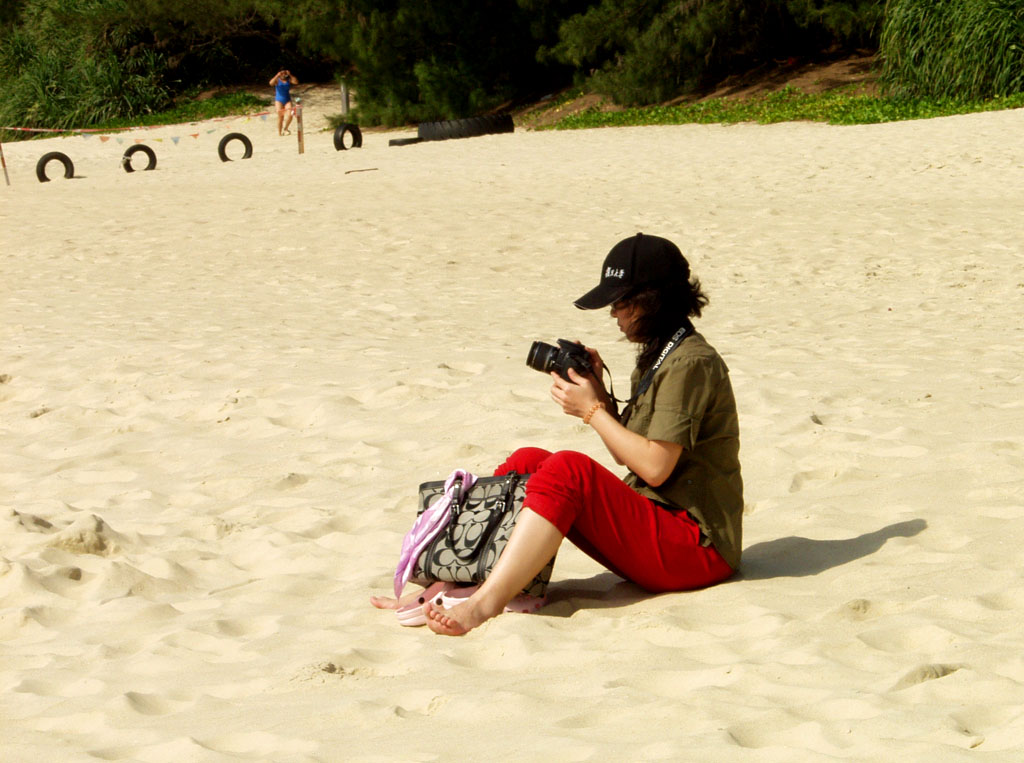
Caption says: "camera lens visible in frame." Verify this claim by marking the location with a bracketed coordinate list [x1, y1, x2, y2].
[526, 341, 559, 374]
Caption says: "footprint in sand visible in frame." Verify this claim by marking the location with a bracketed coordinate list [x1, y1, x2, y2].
[274, 472, 309, 490]
[857, 623, 958, 653]
[71, 468, 138, 485]
[438, 361, 486, 375]
[202, 730, 318, 758]
[974, 590, 1022, 611]
[15, 676, 106, 698]
[837, 598, 874, 619]
[6, 509, 54, 532]
[788, 467, 839, 493]
[787, 464, 880, 493]
[210, 615, 280, 639]
[890, 663, 962, 691]
[364, 439, 422, 454]
[453, 443, 488, 460]
[88, 737, 223, 761]
[121, 691, 189, 716]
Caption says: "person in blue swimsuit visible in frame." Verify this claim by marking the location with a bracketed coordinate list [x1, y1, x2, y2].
[270, 69, 299, 136]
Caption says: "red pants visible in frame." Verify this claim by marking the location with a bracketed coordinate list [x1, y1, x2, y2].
[494, 448, 734, 593]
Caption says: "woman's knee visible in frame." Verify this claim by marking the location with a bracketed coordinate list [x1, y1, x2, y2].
[493, 447, 552, 476]
[519, 451, 601, 532]
[539, 450, 597, 477]
[527, 450, 601, 498]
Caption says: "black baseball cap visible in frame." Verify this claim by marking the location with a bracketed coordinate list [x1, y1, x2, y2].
[574, 233, 690, 310]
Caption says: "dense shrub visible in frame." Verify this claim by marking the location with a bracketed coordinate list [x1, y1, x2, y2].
[0, 0, 173, 131]
[879, 0, 1024, 99]
[0, 0, 315, 133]
[547, 0, 885, 105]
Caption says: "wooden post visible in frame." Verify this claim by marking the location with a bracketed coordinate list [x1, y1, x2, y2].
[340, 81, 350, 117]
[0, 137, 10, 186]
[295, 98, 304, 155]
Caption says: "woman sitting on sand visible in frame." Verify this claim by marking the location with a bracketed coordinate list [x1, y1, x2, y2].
[372, 233, 743, 635]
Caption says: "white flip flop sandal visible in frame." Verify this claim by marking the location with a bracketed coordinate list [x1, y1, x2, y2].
[395, 581, 457, 627]
[438, 584, 547, 614]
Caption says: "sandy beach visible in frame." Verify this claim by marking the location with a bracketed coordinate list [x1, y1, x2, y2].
[2, 98, 1024, 760]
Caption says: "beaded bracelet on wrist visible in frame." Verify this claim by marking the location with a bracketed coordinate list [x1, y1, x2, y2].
[583, 402, 605, 426]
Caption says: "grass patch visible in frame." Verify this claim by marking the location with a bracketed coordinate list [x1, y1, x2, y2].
[92, 92, 270, 131]
[545, 85, 1024, 129]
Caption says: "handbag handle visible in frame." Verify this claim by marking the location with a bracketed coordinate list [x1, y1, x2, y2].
[446, 472, 522, 563]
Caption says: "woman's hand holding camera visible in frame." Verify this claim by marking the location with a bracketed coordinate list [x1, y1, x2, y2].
[550, 343, 616, 421]
[549, 368, 601, 420]
[582, 344, 606, 381]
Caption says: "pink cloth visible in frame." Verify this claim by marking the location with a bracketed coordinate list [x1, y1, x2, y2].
[393, 469, 477, 598]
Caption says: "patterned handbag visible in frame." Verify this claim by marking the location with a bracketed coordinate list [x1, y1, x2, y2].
[400, 470, 554, 599]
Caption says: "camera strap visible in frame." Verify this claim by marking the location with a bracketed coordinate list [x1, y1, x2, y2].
[616, 320, 694, 426]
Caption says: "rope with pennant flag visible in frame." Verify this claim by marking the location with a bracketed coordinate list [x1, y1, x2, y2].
[0, 111, 274, 186]
[0, 111, 274, 143]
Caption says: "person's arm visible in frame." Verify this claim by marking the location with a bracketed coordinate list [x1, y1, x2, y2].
[550, 368, 683, 486]
[588, 406, 682, 486]
[270, 72, 281, 85]
[580, 344, 617, 415]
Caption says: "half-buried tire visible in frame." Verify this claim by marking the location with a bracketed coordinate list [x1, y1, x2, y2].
[333, 123, 363, 150]
[121, 144, 157, 172]
[218, 132, 253, 162]
[36, 151, 75, 182]
[417, 114, 514, 142]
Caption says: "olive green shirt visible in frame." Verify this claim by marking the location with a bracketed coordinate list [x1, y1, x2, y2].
[622, 332, 744, 570]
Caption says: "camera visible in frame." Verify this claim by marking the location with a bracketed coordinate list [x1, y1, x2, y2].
[526, 339, 594, 381]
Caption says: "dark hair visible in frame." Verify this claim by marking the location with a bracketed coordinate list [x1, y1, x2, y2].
[624, 276, 709, 374]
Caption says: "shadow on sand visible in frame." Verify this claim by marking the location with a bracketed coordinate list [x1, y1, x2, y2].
[738, 518, 927, 580]
[543, 518, 927, 614]
[543, 572, 648, 615]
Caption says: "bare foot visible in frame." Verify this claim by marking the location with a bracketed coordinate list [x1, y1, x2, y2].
[423, 599, 493, 636]
[370, 584, 432, 611]
[369, 595, 399, 610]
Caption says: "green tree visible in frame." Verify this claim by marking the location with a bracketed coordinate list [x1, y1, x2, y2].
[269, 0, 584, 125]
[785, 0, 884, 47]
